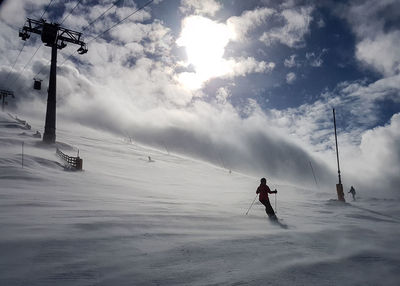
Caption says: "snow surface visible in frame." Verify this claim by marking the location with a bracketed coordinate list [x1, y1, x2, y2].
[1, 110, 400, 285]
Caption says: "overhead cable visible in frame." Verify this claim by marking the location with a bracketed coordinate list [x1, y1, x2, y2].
[4, 0, 55, 86]
[83, 0, 122, 32]
[40, 0, 56, 19]
[4, 41, 27, 81]
[58, 0, 154, 68]
[10, 45, 43, 87]
[89, 0, 154, 43]
[60, 0, 84, 25]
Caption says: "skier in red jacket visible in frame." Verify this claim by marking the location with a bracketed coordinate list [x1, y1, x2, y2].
[256, 178, 278, 220]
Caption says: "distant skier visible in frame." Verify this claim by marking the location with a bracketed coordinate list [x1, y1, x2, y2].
[256, 178, 278, 220]
[348, 186, 356, 201]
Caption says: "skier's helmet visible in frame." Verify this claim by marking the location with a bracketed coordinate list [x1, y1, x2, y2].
[260, 178, 266, 183]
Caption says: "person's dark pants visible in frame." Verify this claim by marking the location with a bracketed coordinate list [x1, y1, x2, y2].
[260, 199, 276, 218]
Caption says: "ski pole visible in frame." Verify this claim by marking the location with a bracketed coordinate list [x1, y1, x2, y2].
[275, 192, 277, 214]
[245, 194, 258, 215]
[309, 161, 319, 190]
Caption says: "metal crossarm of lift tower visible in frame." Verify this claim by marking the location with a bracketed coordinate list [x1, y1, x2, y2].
[19, 18, 88, 54]
[0, 89, 14, 97]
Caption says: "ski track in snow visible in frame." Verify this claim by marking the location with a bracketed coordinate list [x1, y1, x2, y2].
[1, 111, 400, 285]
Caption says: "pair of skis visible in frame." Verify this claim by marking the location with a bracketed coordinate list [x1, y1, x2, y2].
[245, 193, 277, 215]
[246, 193, 287, 228]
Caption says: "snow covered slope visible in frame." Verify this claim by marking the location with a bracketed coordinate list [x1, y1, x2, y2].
[1, 111, 400, 285]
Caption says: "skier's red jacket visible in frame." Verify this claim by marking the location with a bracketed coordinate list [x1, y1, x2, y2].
[256, 184, 274, 201]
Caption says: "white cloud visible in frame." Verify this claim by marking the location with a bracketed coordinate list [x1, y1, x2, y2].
[0, 0, 34, 26]
[267, 77, 394, 152]
[286, 72, 296, 84]
[260, 6, 313, 48]
[340, 0, 400, 76]
[215, 87, 231, 104]
[317, 18, 325, 28]
[284, 54, 298, 68]
[115, 4, 152, 22]
[341, 74, 400, 103]
[356, 31, 400, 76]
[176, 15, 274, 89]
[179, 0, 222, 16]
[176, 57, 274, 90]
[228, 57, 274, 77]
[110, 22, 151, 44]
[227, 7, 275, 41]
[356, 113, 400, 191]
[306, 49, 327, 68]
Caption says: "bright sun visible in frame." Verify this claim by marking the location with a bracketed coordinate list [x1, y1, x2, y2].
[176, 16, 235, 89]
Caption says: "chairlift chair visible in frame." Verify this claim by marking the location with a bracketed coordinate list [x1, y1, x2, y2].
[19, 29, 30, 41]
[33, 78, 42, 90]
[77, 43, 88, 54]
[58, 41, 67, 49]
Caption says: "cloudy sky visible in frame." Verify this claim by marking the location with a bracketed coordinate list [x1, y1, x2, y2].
[0, 0, 399, 196]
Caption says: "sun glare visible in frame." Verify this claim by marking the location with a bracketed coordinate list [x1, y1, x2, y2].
[176, 16, 234, 89]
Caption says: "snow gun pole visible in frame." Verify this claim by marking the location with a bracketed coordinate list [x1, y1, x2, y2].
[245, 195, 258, 215]
[22, 142, 24, 168]
[275, 192, 277, 214]
[333, 108, 345, 202]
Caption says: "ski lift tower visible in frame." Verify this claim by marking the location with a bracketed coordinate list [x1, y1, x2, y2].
[333, 108, 345, 202]
[19, 18, 88, 143]
[0, 89, 15, 111]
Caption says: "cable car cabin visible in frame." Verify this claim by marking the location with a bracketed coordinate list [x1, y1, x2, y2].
[41, 23, 58, 46]
[33, 79, 42, 90]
